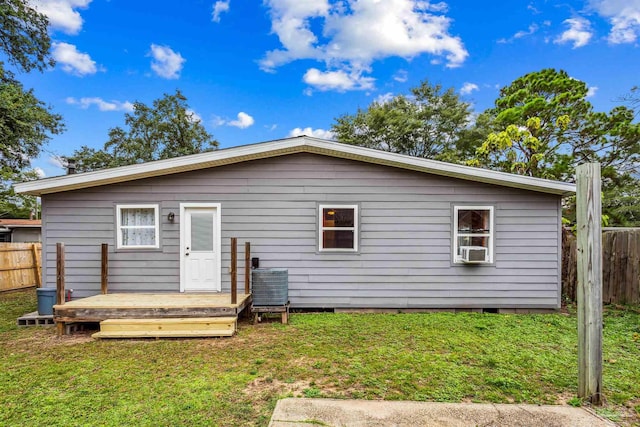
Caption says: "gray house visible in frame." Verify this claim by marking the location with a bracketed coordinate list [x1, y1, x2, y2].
[0, 219, 42, 243]
[16, 137, 575, 311]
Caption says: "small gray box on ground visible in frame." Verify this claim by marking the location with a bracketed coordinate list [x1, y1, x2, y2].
[252, 268, 288, 306]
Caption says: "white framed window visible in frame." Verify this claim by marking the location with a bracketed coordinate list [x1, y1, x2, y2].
[116, 204, 160, 249]
[453, 205, 494, 264]
[319, 204, 358, 252]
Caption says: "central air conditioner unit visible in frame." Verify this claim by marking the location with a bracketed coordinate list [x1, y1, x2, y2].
[252, 268, 288, 306]
[459, 246, 488, 263]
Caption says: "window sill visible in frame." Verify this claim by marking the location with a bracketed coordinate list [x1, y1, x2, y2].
[452, 261, 494, 266]
[115, 246, 162, 253]
[318, 249, 361, 255]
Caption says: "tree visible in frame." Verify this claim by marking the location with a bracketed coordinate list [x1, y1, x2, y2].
[0, 0, 53, 74]
[331, 80, 483, 163]
[0, 0, 64, 173]
[619, 85, 640, 116]
[603, 175, 640, 226]
[472, 69, 640, 180]
[70, 90, 219, 172]
[1, 78, 64, 172]
[471, 69, 640, 226]
[0, 167, 39, 218]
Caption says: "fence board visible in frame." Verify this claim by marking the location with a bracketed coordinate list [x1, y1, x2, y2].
[0, 243, 42, 292]
[563, 229, 640, 305]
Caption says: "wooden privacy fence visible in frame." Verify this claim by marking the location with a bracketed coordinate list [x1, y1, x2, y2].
[563, 229, 640, 304]
[0, 243, 42, 292]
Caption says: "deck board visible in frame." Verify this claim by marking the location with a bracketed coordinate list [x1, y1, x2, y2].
[53, 293, 252, 322]
[92, 329, 235, 338]
[56, 293, 251, 309]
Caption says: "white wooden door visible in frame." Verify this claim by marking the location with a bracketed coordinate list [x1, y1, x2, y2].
[182, 206, 220, 292]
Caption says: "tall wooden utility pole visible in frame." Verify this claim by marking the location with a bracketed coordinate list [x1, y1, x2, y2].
[576, 163, 603, 405]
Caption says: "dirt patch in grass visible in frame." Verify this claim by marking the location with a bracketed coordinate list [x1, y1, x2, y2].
[598, 398, 640, 427]
[245, 378, 309, 397]
[13, 330, 95, 348]
[555, 390, 579, 405]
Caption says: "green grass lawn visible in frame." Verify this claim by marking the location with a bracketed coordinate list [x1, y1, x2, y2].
[1, 289, 639, 426]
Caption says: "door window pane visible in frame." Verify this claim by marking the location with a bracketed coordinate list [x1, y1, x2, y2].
[191, 212, 214, 251]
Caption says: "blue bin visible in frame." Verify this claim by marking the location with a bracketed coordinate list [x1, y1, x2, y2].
[36, 288, 57, 316]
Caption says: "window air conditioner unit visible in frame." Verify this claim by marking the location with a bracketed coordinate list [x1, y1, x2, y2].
[459, 246, 488, 263]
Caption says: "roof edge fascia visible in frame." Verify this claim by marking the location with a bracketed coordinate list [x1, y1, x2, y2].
[15, 136, 576, 196]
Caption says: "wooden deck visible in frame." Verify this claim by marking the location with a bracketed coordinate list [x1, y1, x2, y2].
[54, 293, 252, 323]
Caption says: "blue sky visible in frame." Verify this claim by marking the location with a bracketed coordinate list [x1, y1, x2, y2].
[15, 0, 640, 177]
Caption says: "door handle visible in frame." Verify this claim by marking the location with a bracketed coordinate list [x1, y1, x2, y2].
[185, 246, 190, 256]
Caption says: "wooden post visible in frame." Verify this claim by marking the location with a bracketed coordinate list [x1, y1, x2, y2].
[31, 243, 42, 288]
[56, 242, 66, 336]
[231, 237, 237, 304]
[101, 243, 109, 294]
[245, 242, 251, 294]
[576, 163, 603, 405]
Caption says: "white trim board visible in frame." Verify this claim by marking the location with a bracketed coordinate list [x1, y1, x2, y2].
[15, 136, 577, 196]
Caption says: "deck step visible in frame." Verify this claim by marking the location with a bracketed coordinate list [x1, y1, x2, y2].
[93, 317, 237, 339]
[92, 329, 235, 338]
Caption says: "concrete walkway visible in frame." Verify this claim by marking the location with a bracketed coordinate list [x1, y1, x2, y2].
[269, 398, 615, 427]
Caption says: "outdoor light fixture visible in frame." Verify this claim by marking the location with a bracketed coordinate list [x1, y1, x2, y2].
[168, 212, 175, 222]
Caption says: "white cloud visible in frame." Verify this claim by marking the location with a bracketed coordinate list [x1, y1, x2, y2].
[303, 68, 375, 91]
[259, 0, 329, 72]
[66, 97, 134, 112]
[211, 115, 226, 126]
[52, 42, 100, 75]
[32, 0, 92, 34]
[590, 0, 640, 43]
[587, 86, 599, 98]
[460, 82, 479, 95]
[288, 127, 334, 140]
[33, 167, 46, 178]
[149, 44, 185, 79]
[374, 92, 394, 104]
[260, 0, 467, 92]
[228, 112, 255, 129]
[186, 109, 202, 123]
[212, 0, 230, 22]
[47, 155, 66, 169]
[393, 69, 408, 83]
[515, 23, 539, 39]
[498, 23, 539, 43]
[426, 2, 449, 13]
[555, 17, 593, 48]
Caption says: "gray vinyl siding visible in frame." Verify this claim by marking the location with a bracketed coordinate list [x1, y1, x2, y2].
[41, 153, 562, 309]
